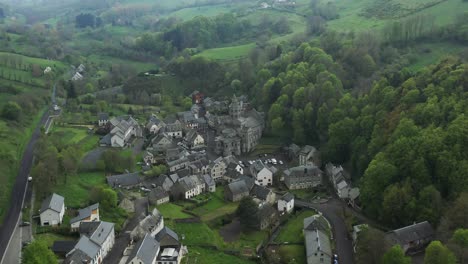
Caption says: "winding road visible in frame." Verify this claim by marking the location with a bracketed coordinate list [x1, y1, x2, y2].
[295, 198, 354, 264]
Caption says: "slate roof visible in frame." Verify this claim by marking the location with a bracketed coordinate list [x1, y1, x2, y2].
[99, 133, 112, 145]
[304, 215, 329, 232]
[281, 192, 294, 202]
[65, 248, 92, 264]
[98, 112, 109, 121]
[202, 174, 215, 187]
[227, 180, 250, 196]
[40, 193, 64, 214]
[70, 203, 99, 224]
[107, 172, 141, 188]
[283, 165, 322, 178]
[52, 241, 77, 254]
[79, 221, 114, 247]
[251, 185, 272, 200]
[155, 227, 179, 243]
[256, 204, 277, 222]
[73, 236, 100, 261]
[388, 221, 434, 244]
[127, 233, 160, 264]
[149, 187, 169, 201]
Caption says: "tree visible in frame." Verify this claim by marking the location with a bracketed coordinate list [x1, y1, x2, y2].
[382, 245, 411, 264]
[355, 227, 389, 264]
[22, 240, 58, 264]
[271, 117, 285, 131]
[236, 197, 259, 230]
[424, 241, 456, 264]
[449, 229, 468, 263]
[2, 101, 22, 121]
[90, 187, 118, 212]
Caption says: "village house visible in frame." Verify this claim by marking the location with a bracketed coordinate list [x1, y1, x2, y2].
[283, 165, 323, 190]
[154, 175, 175, 192]
[155, 227, 186, 264]
[202, 174, 216, 192]
[163, 117, 183, 138]
[107, 172, 142, 189]
[40, 193, 65, 226]
[210, 157, 227, 181]
[386, 221, 434, 255]
[288, 144, 320, 167]
[250, 160, 275, 187]
[149, 187, 170, 206]
[183, 129, 205, 149]
[126, 233, 160, 264]
[167, 157, 190, 172]
[65, 221, 115, 264]
[256, 204, 278, 230]
[70, 203, 100, 231]
[225, 179, 252, 202]
[171, 175, 204, 200]
[99, 116, 142, 148]
[177, 111, 199, 130]
[146, 114, 165, 134]
[304, 215, 332, 264]
[97, 112, 109, 127]
[149, 133, 174, 153]
[251, 184, 276, 205]
[131, 209, 165, 240]
[188, 158, 210, 176]
[326, 163, 360, 207]
[277, 193, 295, 214]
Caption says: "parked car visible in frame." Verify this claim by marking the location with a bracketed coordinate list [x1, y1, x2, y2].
[279, 160, 284, 165]
[19, 222, 30, 227]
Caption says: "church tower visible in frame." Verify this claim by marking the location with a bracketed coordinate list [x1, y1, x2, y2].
[229, 95, 242, 119]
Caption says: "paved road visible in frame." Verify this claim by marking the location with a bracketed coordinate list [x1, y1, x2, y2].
[103, 198, 148, 264]
[296, 199, 354, 264]
[0, 110, 50, 263]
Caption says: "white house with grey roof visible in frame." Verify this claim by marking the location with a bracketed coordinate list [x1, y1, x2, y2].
[249, 160, 274, 187]
[126, 233, 160, 264]
[146, 114, 165, 134]
[65, 221, 115, 264]
[278, 193, 294, 214]
[70, 203, 99, 231]
[40, 193, 65, 226]
[304, 215, 332, 264]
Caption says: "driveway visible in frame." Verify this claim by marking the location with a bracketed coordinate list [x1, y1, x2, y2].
[295, 199, 354, 264]
[103, 197, 148, 264]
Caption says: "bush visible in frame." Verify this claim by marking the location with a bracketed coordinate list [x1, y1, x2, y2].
[2, 101, 22, 120]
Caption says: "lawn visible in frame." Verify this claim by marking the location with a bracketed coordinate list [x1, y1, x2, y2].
[192, 188, 228, 215]
[185, 246, 256, 264]
[278, 245, 306, 264]
[156, 203, 191, 219]
[200, 203, 239, 222]
[0, 52, 67, 70]
[250, 144, 281, 157]
[166, 222, 225, 247]
[197, 43, 256, 61]
[407, 41, 466, 71]
[87, 54, 156, 73]
[52, 172, 107, 208]
[35, 233, 77, 248]
[50, 126, 90, 144]
[275, 210, 317, 243]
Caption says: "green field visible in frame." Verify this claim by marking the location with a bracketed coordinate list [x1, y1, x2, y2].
[52, 172, 107, 208]
[407, 42, 466, 71]
[197, 43, 256, 61]
[185, 246, 256, 264]
[328, 0, 468, 32]
[278, 245, 307, 264]
[166, 222, 225, 246]
[275, 210, 317, 243]
[156, 203, 192, 219]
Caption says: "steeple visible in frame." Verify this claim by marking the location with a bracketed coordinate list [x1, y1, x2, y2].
[229, 94, 242, 119]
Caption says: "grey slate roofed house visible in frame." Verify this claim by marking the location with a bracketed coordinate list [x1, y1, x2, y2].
[386, 221, 435, 255]
[304, 215, 332, 264]
[106, 172, 141, 189]
[40, 193, 65, 214]
[39, 193, 65, 226]
[155, 175, 174, 192]
[278, 192, 295, 213]
[202, 174, 216, 192]
[98, 113, 109, 127]
[131, 209, 165, 240]
[155, 226, 180, 247]
[148, 187, 170, 206]
[52, 241, 77, 257]
[256, 204, 278, 230]
[126, 233, 160, 264]
[283, 165, 323, 190]
[66, 221, 115, 264]
[224, 180, 250, 202]
[251, 184, 276, 204]
[70, 203, 99, 230]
